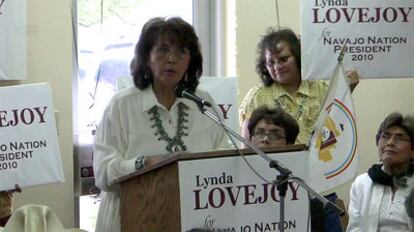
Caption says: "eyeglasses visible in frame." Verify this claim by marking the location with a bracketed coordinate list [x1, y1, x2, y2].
[265, 55, 292, 67]
[152, 45, 190, 59]
[253, 129, 286, 141]
[379, 132, 411, 145]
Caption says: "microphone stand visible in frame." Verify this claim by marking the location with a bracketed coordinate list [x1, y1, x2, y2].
[198, 105, 345, 231]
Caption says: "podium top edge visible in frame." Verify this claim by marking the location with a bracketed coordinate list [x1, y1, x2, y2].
[116, 144, 307, 184]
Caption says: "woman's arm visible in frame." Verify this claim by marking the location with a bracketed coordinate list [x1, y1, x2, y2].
[346, 181, 362, 232]
[93, 99, 136, 192]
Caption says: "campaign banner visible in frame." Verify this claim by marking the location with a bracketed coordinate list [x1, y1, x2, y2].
[179, 151, 310, 232]
[301, 0, 414, 80]
[0, 83, 64, 191]
[0, 0, 27, 80]
[199, 76, 239, 134]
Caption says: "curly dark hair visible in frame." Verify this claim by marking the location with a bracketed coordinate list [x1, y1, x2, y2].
[247, 105, 299, 144]
[376, 112, 414, 149]
[132, 17, 203, 92]
[256, 28, 301, 87]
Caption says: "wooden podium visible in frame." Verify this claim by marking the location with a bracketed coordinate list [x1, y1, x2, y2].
[117, 145, 307, 232]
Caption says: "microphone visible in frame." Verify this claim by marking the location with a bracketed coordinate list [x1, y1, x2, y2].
[175, 84, 212, 108]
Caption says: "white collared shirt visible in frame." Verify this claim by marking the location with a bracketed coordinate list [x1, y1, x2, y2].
[377, 186, 410, 231]
[347, 173, 414, 232]
[93, 85, 231, 232]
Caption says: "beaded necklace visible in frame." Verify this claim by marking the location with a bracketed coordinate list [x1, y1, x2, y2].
[148, 103, 189, 153]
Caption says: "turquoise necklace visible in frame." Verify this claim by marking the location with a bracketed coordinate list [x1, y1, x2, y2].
[148, 103, 189, 153]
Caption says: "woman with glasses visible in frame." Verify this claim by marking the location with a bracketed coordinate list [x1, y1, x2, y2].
[93, 17, 229, 232]
[239, 28, 359, 146]
[248, 105, 299, 147]
[347, 112, 414, 231]
[247, 105, 344, 231]
[240, 27, 357, 232]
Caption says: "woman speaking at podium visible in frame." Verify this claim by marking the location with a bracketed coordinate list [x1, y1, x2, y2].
[92, 17, 229, 232]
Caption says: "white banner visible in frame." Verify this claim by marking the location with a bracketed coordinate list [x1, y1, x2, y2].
[179, 151, 310, 232]
[0, 83, 64, 191]
[301, 0, 414, 80]
[199, 76, 239, 134]
[0, 0, 27, 80]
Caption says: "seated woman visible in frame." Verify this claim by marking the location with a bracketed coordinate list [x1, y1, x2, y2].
[0, 185, 21, 227]
[248, 105, 348, 231]
[0, 191, 13, 227]
[347, 112, 414, 231]
[1, 204, 87, 232]
[247, 105, 299, 147]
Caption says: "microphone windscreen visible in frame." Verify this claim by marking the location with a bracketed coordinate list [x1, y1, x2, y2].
[175, 83, 186, 98]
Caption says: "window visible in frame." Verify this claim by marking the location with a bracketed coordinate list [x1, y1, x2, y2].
[75, 0, 193, 144]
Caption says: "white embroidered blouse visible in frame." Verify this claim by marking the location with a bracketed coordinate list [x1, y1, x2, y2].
[93, 85, 231, 232]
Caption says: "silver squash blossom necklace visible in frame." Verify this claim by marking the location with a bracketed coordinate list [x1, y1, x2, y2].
[148, 103, 189, 153]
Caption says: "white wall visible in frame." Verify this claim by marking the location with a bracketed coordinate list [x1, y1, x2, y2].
[0, 0, 74, 227]
[236, 0, 414, 204]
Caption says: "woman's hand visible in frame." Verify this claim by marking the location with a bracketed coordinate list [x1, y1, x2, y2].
[345, 69, 360, 92]
[8, 184, 21, 193]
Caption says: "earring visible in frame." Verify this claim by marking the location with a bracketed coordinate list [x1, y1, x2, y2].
[144, 72, 149, 80]
[184, 72, 188, 82]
